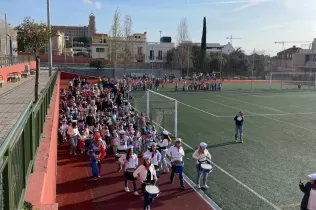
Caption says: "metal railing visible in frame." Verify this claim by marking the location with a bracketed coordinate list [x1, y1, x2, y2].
[0, 55, 35, 68]
[0, 71, 58, 210]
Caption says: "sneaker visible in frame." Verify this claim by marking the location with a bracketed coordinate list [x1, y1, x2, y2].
[239, 141, 243, 143]
[98, 175, 101, 178]
[196, 184, 201, 189]
[203, 185, 209, 189]
[133, 191, 139, 195]
[125, 187, 130, 192]
[69, 152, 72, 155]
[180, 186, 186, 190]
[170, 180, 174, 184]
[74, 153, 77, 155]
[94, 177, 98, 181]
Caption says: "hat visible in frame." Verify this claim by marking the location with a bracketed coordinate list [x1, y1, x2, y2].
[143, 154, 151, 160]
[94, 133, 102, 141]
[308, 173, 316, 181]
[119, 130, 125, 135]
[162, 130, 169, 135]
[175, 138, 182, 143]
[128, 145, 134, 149]
[152, 142, 158, 147]
[200, 142, 207, 147]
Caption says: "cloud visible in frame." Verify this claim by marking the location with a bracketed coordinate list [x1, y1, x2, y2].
[260, 24, 285, 30]
[83, 0, 101, 9]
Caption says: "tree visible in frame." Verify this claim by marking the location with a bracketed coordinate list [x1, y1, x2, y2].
[73, 36, 91, 46]
[200, 17, 207, 72]
[15, 17, 54, 54]
[15, 17, 55, 102]
[173, 18, 191, 74]
[90, 59, 105, 69]
[122, 15, 133, 73]
[108, 8, 122, 68]
[75, 52, 89, 57]
[191, 45, 201, 71]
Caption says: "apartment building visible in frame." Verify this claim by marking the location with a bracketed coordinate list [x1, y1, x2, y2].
[292, 38, 316, 70]
[146, 39, 175, 63]
[194, 42, 235, 54]
[91, 32, 147, 62]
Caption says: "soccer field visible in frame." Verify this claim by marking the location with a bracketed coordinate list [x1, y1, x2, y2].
[131, 85, 316, 210]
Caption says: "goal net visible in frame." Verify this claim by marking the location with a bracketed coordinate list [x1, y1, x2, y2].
[130, 90, 178, 137]
[266, 71, 316, 90]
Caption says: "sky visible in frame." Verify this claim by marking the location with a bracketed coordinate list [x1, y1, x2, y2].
[1, 0, 316, 55]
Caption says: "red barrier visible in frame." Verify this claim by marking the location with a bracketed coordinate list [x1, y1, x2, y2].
[24, 73, 60, 209]
[0, 62, 36, 83]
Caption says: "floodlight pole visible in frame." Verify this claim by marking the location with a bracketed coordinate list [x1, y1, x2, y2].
[47, 0, 53, 76]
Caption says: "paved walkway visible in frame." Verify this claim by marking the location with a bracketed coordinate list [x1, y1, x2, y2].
[56, 143, 213, 210]
[0, 72, 54, 145]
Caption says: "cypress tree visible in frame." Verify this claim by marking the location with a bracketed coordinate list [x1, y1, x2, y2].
[200, 17, 207, 72]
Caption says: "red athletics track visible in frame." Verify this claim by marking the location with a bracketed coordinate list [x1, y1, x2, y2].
[56, 143, 213, 210]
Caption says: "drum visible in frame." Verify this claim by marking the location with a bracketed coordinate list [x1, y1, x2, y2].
[145, 185, 160, 199]
[200, 163, 213, 173]
[125, 168, 137, 181]
[172, 160, 184, 174]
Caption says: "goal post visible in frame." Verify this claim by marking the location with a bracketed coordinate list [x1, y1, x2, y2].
[146, 90, 178, 137]
[266, 71, 316, 90]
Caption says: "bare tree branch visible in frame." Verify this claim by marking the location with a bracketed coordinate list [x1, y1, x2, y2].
[122, 15, 133, 67]
[108, 8, 122, 66]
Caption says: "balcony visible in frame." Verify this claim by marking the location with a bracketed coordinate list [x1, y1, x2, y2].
[148, 56, 165, 62]
[135, 54, 145, 60]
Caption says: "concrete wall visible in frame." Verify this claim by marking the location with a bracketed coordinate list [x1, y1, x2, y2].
[24, 73, 60, 209]
[0, 61, 36, 83]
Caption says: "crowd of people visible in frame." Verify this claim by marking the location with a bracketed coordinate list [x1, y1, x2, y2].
[57, 76, 214, 210]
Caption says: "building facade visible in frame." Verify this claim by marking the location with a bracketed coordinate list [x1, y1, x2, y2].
[52, 13, 96, 38]
[51, 31, 65, 56]
[293, 38, 316, 70]
[0, 18, 17, 56]
[145, 42, 175, 63]
[91, 32, 148, 63]
[194, 42, 235, 54]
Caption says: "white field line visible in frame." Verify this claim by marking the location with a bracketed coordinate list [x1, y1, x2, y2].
[216, 112, 316, 118]
[204, 99, 316, 134]
[146, 112, 281, 210]
[178, 101, 218, 117]
[214, 94, 316, 121]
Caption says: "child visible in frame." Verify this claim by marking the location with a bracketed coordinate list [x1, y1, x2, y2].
[79, 131, 87, 154]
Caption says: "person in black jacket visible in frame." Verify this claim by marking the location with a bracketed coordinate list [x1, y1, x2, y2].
[86, 111, 95, 127]
[234, 111, 244, 143]
[299, 173, 316, 210]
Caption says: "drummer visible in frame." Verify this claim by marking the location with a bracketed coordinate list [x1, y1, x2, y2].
[192, 142, 212, 189]
[133, 154, 157, 210]
[114, 130, 129, 172]
[157, 130, 170, 173]
[118, 145, 139, 195]
[168, 138, 185, 190]
[144, 143, 161, 185]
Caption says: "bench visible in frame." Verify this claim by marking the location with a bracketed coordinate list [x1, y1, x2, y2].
[30, 69, 36, 75]
[21, 70, 30, 78]
[7, 72, 21, 83]
[0, 75, 4, 88]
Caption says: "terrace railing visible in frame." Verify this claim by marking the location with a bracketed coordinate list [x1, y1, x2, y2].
[0, 55, 35, 68]
[0, 71, 58, 210]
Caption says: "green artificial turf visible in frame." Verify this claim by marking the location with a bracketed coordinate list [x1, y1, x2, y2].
[131, 83, 316, 210]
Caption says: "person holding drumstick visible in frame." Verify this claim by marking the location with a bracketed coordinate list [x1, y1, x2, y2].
[133, 154, 158, 210]
[119, 145, 139, 195]
[168, 138, 185, 190]
[114, 130, 129, 172]
[158, 130, 170, 174]
[144, 143, 161, 186]
[192, 142, 212, 189]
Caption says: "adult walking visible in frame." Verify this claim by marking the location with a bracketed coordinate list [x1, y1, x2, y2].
[234, 111, 244, 143]
[157, 130, 170, 173]
[299, 173, 316, 210]
[192, 142, 212, 189]
[168, 138, 185, 189]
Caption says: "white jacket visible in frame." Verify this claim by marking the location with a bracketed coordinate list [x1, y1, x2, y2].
[119, 154, 138, 171]
[168, 145, 185, 162]
[157, 138, 168, 149]
[143, 150, 161, 166]
[192, 149, 212, 164]
[133, 164, 157, 183]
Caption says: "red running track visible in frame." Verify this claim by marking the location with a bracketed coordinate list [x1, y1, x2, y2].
[56, 143, 213, 210]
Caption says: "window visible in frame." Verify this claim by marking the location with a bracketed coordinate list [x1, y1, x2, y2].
[150, 50, 154, 60]
[158, 50, 163, 60]
[96, 48, 105, 52]
[137, 47, 143, 55]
